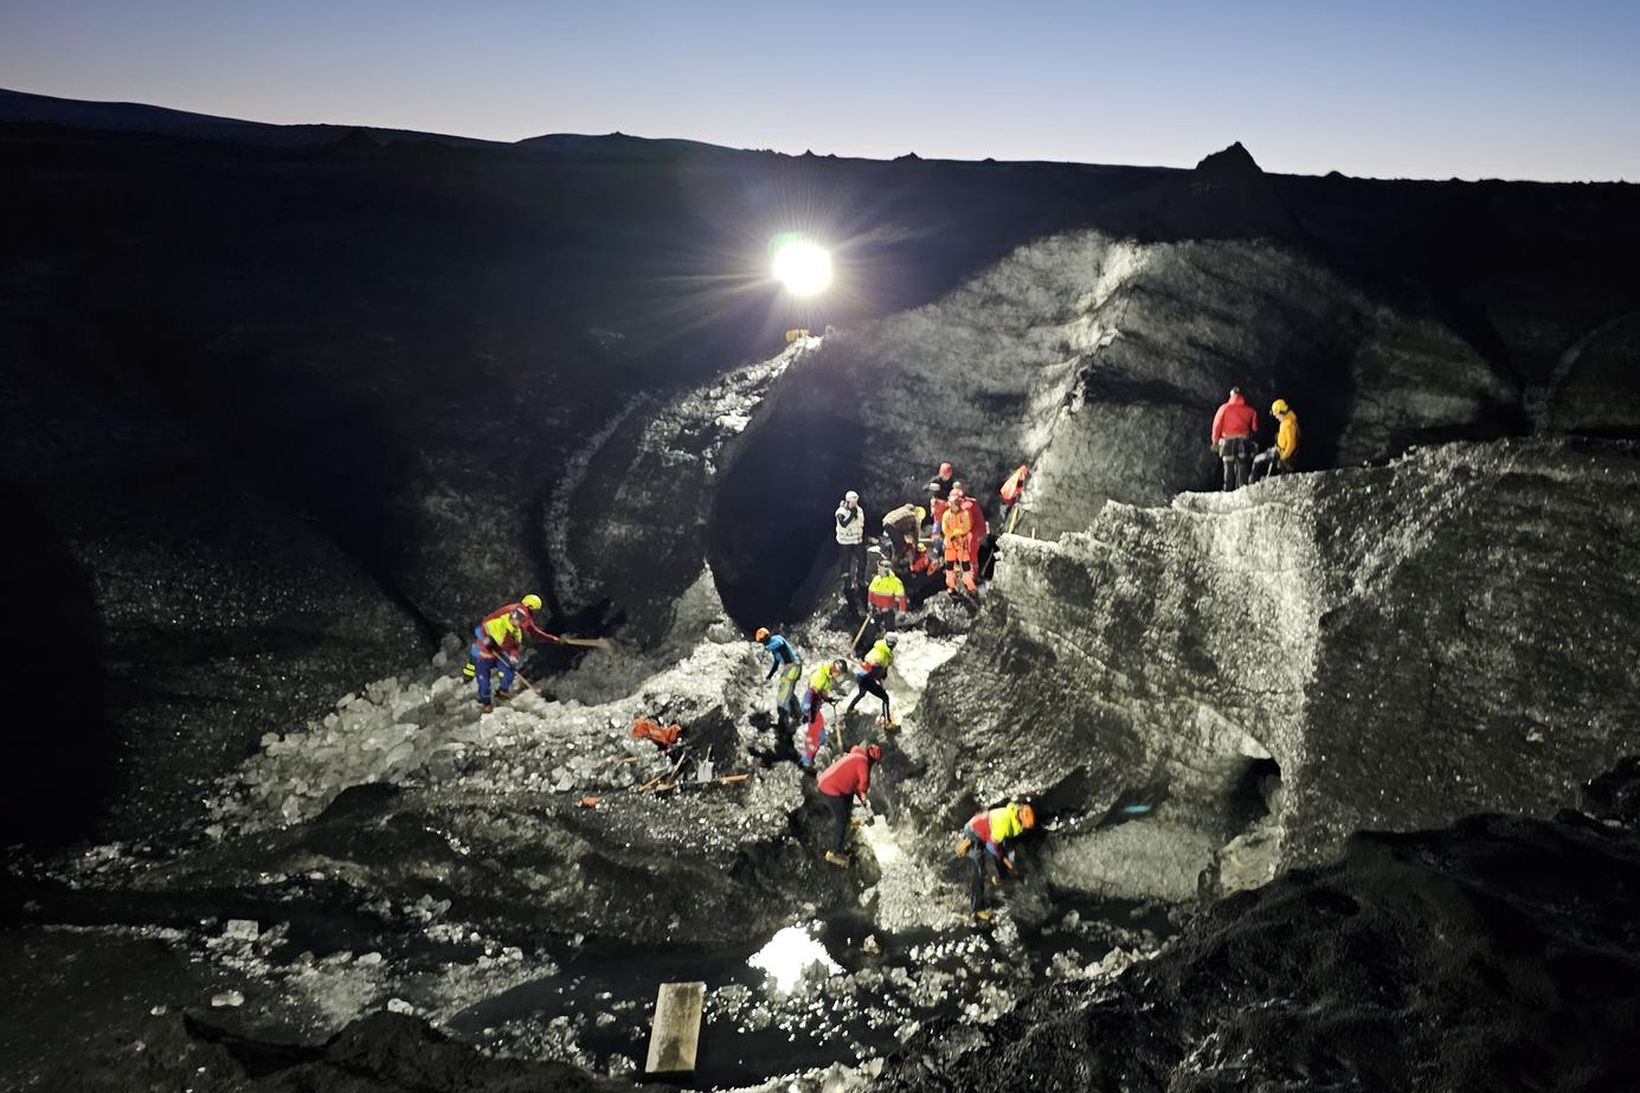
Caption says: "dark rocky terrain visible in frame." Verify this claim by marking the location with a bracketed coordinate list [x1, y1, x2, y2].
[4, 88, 1640, 1092]
[879, 761, 1640, 1093]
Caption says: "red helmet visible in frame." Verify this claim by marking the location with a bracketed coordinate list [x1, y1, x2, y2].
[939, 462, 953, 477]
[866, 744, 883, 761]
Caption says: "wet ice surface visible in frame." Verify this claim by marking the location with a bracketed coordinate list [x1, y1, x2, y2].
[448, 901, 1168, 1090]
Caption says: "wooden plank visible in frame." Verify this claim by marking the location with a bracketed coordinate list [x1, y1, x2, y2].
[644, 980, 706, 1074]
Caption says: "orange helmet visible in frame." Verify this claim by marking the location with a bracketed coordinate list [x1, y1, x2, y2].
[754, 627, 770, 642]
[1017, 803, 1036, 829]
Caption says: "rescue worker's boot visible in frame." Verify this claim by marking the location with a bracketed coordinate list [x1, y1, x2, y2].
[974, 908, 995, 922]
[495, 690, 512, 703]
[479, 703, 494, 714]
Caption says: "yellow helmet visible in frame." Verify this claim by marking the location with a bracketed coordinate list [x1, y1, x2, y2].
[1271, 398, 1290, 415]
[521, 593, 543, 611]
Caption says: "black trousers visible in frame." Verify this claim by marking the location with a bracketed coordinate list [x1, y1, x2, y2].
[823, 790, 853, 853]
[837, 541, 868, 593]
[846, 673, 889, 717]
[967, 843, 1002, 911]
[1218, 436, 1254, 490]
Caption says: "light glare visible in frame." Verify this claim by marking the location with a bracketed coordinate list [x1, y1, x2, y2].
[772, 240, 833, 296]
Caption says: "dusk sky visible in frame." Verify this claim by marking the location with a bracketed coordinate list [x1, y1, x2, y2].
[4, 0, 1637, 181]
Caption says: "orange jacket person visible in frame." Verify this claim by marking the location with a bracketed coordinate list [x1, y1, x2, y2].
[940, 487, 978, 595]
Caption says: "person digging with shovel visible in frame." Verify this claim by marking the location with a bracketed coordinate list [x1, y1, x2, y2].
[818, 744, 883, 867]
[465, 593, 559, 711]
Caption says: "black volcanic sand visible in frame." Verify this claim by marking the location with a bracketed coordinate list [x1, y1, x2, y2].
[879, 764, 1640, 1093]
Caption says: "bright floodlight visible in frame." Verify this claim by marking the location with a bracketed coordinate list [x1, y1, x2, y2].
[772, 239, 832, 296]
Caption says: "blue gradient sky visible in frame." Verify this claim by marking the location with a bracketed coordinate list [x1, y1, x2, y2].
[3, 0, 1636, 180]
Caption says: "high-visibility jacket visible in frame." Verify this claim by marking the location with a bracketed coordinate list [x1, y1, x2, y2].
[1211, 391, 1259, 443]
[861, 640, 893, 679]
[967, 804, 1026, 854]
[477, 610, 525, 656]
[835, 500, 865, 545]
[479, 603, 555, 656]
[1276, 410, 1301, 462]
[818, 746, 873, 799]
[808, 661, 841, 696]
[867, 572, 908, 612]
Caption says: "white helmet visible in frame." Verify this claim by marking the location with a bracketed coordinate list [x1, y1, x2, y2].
[845, 490, 859, 503]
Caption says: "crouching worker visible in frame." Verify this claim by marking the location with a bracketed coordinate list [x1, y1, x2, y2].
[465, 593, 558, 712]
[957, 801, 1036, 920]
[799, 658, 851, 768]
[754, 627, 803, 727]
[818, 744, 883, 867]
[1251, 398, 1301, 482]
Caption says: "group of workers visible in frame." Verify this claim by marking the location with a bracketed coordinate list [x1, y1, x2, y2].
[457, 390, 1298, 920]
[811, 738, 1035, 918]
[756, 625, 897, 767]
[1210, 387, 1301, 491]
[836, 459, 1012, 632]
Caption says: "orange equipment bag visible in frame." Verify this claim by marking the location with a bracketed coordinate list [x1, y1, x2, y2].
[630, 718, 682, 747]
[1000, 464, 1030, 505]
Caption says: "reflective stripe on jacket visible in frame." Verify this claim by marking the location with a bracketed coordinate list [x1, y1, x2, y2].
[867, 572, 908, 611]
[835, 501, 864, 544]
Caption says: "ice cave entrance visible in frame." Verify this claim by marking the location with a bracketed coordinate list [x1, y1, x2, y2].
[748, 923, 842, 993]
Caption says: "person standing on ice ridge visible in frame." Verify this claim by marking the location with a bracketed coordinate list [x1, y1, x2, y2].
[818, 744, 882, 867]
[465, 593, 558, 711]
[1210, 387, 1259, 491]
[959, 801, 1035, 920]
[835, 490, 868, 609]
[940, 484, 979, 597]
[925, 461, 958, 529]
[754, 627, 803, 727]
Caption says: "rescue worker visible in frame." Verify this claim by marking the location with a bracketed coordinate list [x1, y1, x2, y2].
[755, 627, 803, 727]
[879, 503, 924, 565]
[954, 482, 990, 578]
[845, 634, 897, 721]
[1251, 398, 1301, 481]
[818, 743, 882, 866]
[960, 801, 1036, 920]
[1210, 387, 1259, 491]
[925, 462, 957, 528]
[799, 657, 851, 768]
[940, 485, 979, 597]
[864, 561, 908, 640]
[466, 594, 559, 711]
[924, 459, 957, 528]
[835, 490, 868, 608]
